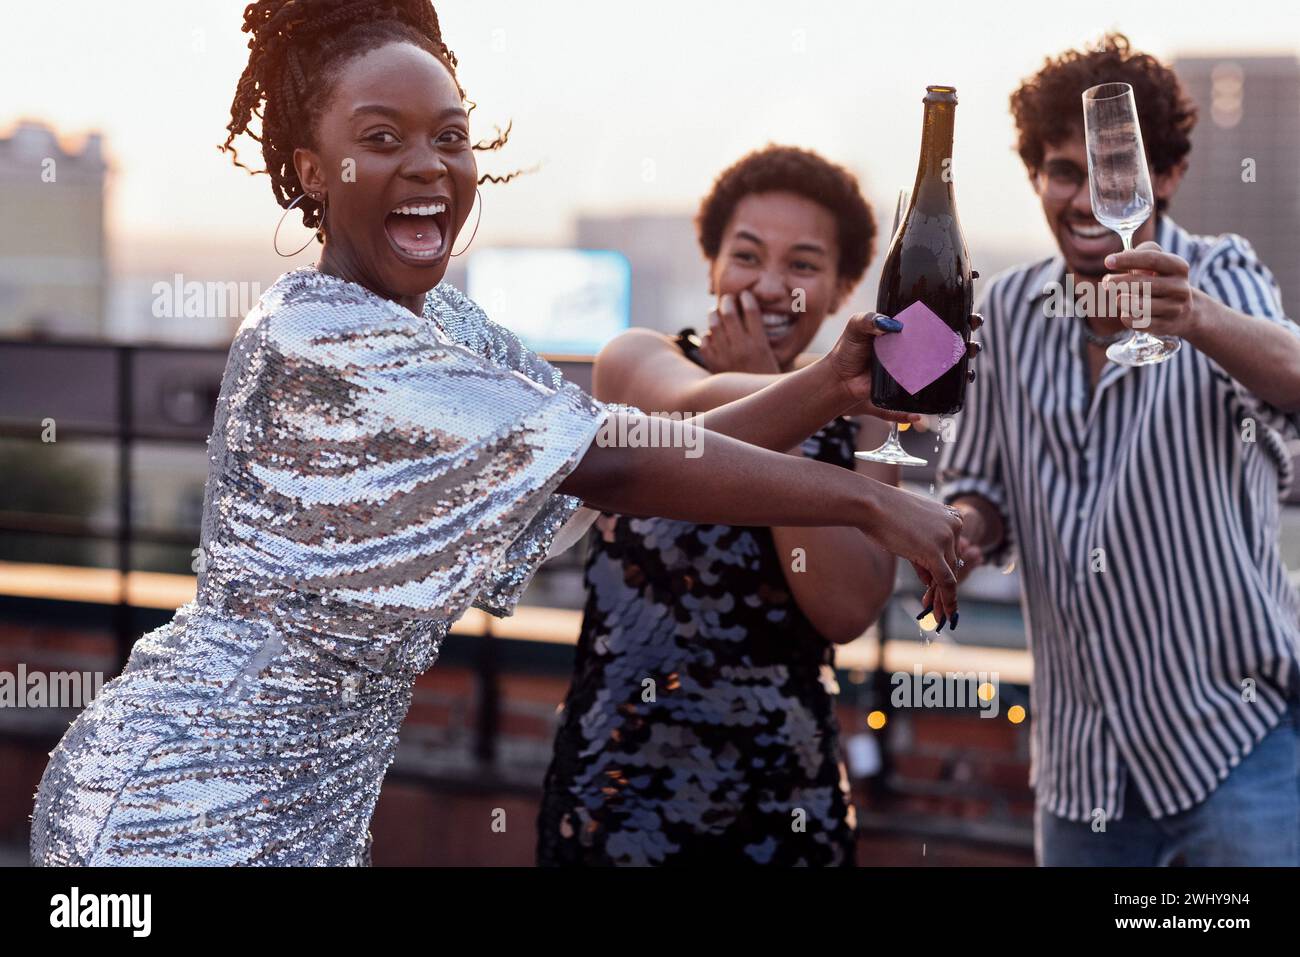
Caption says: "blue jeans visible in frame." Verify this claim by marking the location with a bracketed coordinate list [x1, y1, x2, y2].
[1035, 698, 1300, 866]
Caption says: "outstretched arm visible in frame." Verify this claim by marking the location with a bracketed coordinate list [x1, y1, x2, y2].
[591, 310, 927, 638]
[768, 418, 899, 643]
[593, 327, 789, 411]
[600, 312, 915, 455]
[1105, 243, 1300, 413]
[558, 416, 963, 624]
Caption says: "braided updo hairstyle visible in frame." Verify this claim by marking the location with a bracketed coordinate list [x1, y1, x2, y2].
[221, 0, 512, 233]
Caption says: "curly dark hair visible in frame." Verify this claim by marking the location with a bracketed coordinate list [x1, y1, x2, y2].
[695, 145, 876, 285]
[1011, 33, 1198, 212]
[220, 0, 515, 234]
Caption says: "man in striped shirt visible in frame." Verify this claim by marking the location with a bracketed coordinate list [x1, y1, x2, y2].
[940, 33, 1300, 865]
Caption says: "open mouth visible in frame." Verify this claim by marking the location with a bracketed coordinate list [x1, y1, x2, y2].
[1064, 219, 1118, 255]
[761, 312, 796, 341]
[1067, 220, 1111, 240]
[384, 198, 450, 263]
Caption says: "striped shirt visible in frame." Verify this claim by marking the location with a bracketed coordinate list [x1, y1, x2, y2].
[940, 216, 1300, 822]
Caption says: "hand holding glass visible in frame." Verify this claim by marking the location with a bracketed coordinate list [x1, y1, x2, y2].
[1082, 81, 1179, 366]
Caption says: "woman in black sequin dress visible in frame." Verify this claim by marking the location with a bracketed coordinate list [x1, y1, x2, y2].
[539, 147, 904, 866]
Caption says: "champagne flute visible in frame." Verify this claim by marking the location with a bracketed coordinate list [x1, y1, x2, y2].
[856, 189, 928, 467]
[1082, 82, 1179, 366]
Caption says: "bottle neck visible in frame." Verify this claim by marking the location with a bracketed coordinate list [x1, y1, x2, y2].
[912, 101, 956, 213]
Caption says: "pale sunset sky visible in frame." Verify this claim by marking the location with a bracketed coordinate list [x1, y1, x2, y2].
[3, 0, 1298, 263]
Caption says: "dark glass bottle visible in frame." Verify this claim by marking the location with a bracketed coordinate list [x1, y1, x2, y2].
[870, 85, 974, 415]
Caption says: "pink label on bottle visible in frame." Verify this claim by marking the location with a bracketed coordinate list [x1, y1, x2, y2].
[873, 300, 966, 396]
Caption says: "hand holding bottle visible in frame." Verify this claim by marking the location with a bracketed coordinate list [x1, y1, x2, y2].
[823, 311, 923, 424]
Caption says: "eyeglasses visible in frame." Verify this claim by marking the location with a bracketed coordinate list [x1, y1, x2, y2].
[1035, 160, 1088, 200]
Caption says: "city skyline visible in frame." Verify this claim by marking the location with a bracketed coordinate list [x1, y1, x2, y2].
[4, 1, 1298, 250]
[2, 2, 1297, 347]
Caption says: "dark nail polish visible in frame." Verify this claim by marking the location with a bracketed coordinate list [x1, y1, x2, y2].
[874, 316, 903, 333]
[916, 605, 933, 620]
[950, 612, 959, 630]
[935, 617, 946, 633]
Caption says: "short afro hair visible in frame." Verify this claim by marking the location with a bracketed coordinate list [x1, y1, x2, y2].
[1011, 33, 1197, 210]
[695, 145, 875, 285]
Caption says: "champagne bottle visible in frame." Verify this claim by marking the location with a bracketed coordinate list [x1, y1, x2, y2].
[870, 85, 975, 415]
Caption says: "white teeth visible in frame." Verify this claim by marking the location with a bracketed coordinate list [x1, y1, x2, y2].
[1070, 222, 1110, 239]
[760, 312, 794, 339]
[393, 203, 447, 216]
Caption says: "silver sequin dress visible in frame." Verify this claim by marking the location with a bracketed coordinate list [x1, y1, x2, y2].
[30, 265, 611, 866]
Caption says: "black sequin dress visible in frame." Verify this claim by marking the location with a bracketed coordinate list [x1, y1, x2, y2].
[537, 330, 861, 866]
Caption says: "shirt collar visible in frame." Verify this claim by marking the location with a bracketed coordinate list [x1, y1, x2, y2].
[1156, 215, 1196, 261]
[1025, 256, 1067, 305]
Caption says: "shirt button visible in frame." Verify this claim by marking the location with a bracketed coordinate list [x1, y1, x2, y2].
[1078, 507, 1088, 521]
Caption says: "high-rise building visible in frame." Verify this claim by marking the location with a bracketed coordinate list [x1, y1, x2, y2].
[1173, 55, 1300, 315]
[0, 121, 107, 337]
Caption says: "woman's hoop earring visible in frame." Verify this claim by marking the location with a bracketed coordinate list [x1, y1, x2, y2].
[450, 187, 482, 258]
[274, 192, 324, 257]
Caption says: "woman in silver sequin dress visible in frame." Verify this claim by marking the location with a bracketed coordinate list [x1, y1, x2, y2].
[29, 0, 964, 866]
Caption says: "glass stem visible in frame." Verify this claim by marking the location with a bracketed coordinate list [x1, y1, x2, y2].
[1120, 229, 1152, 343]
